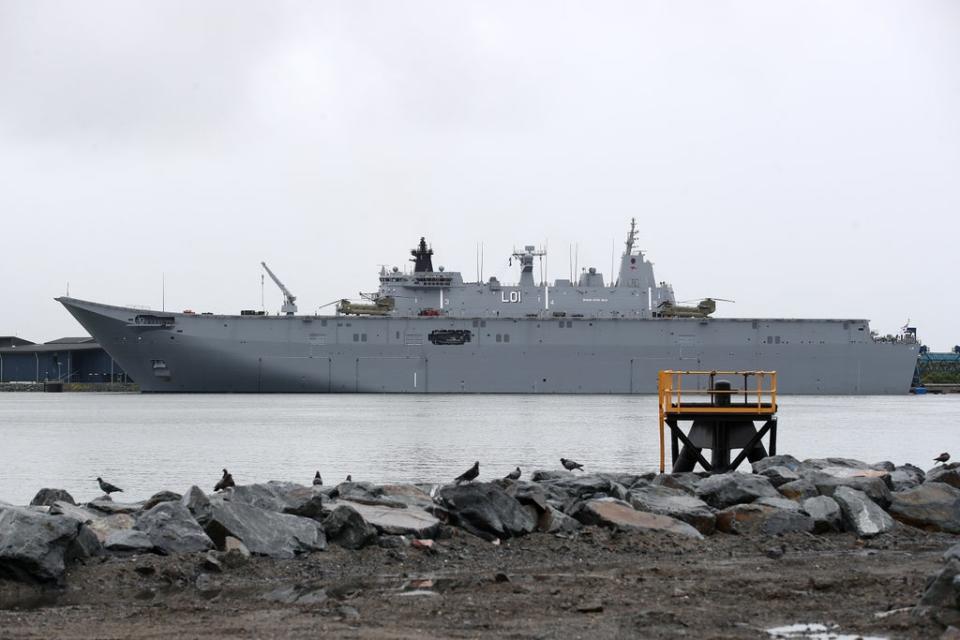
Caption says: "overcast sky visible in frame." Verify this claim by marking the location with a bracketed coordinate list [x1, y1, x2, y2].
[1, 1, 958, 349]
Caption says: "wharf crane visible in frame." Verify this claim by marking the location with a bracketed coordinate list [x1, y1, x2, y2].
[261, 261, 298, 315]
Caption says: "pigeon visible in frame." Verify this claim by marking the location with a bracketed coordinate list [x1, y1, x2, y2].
[504, 467, 521, 481]
[214, 468, 235, 492]
[345, 474, 352, 482]
[561, 458, 584, 472]
[313, 471, 323, 486]
[935, 452, 951, 464]
[455, 461, 480, 484]
[97, 477, 123, 495]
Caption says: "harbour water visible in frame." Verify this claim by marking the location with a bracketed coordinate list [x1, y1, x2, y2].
[1, 393, 958, 505]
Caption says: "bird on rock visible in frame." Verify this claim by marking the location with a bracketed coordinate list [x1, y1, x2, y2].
[214, 468, 235, 492]
[935, 452, 951, 464]
[97, 477, 123, 495]
[504, 467, 521, 481]
[313, 471, 323, 486]
[455, 461, 480, 484]
[561, 458, 584, 472]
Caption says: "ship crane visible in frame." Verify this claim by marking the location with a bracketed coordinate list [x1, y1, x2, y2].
[260, 261, 298, 315]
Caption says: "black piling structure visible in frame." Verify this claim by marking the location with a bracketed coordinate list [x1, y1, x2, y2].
[658, 371, 778, 474]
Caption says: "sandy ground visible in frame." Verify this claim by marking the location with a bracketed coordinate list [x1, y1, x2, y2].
[0, 524, 953, 639]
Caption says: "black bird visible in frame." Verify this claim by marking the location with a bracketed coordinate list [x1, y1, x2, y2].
[935, 452, 951, 464]
[345, 474, 352, 482]
[455, 461, 480, 484]
[214, 468, 235, 492]
[561, 458, 584, 472]
[97, 477, 123, 495]
[313, 471, 323, 486]
[504, 467, 521, 481]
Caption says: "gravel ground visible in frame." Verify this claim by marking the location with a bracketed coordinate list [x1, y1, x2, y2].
[0, 524, 953, 639]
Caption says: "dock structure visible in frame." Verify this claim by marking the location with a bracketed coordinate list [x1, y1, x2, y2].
[658, 370, 778, 474]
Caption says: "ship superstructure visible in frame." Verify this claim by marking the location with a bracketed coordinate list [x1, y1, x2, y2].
[58, 221, 919, 394]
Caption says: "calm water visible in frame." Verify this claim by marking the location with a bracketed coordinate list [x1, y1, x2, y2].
[1, 393, 958, 505]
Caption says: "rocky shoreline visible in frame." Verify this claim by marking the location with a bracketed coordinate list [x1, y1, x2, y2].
[3, 456, 960, 638]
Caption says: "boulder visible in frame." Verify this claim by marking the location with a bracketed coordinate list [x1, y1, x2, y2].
[926, 464, 960, 490]
[104, 529, 155, 553]
[754, 497, 802, 512]
[890, 464, 925, 491]
[715, 503, 814, 535]
[832, 486, 894, 538]
[439, 483, 535, 541]
[802, 457, 872, 471]
[66, 524, 103, 561]
[338, 500, 441, 538]
[505, 482, 550, 513]
[181, 486, 213, 523]
[651, 473, 702, 495]
[629, 485, 716, 535]
[600, 473, 650, 490]
[757, 466, 800, 488]
[917, 559, 960, 627]
[87, 496, 144, 515]
[322, 504, 378, 550]
[333, 482, 406, 508]
[142, 490, 182, 511]
[888, 483, 960, 534]
[0, 505, 86, 583]
[29, 488, 76, 507]
[550, 475, 623, 501]
[135, 502, 214, 554]
[379, 484, 435, 509]
[751, 454, 802, 474]
[812, 475, 892, 510]
[204, 501, 326, 559]
[695, 473, 779, 509]
[530, 470, 575, 482]
[49, 501, 135, 543]
[537, 505, 582, 533]
[571, 498, 702, 539]
[777, 478, 819, 502]
[801, 496, 843, 533]
[223, 482, 329, 518]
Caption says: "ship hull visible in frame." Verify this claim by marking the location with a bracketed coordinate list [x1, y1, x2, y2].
[59, 298, 918, 395]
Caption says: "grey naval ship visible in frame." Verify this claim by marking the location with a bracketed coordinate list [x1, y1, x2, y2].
[58, 220, 918, 394]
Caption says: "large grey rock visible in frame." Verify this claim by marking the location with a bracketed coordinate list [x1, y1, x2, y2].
[204, 501, 326, 558]
[537, 505, 582, 533]
[802, 457, 872, 471]
[66, 524, 103, 561]
[757, 466, 800, 488]
[812, 475, 893, 510]
[695, 473, 779, 509]
[751, 454, 802, 474]
[801, 496, 843, 533]
[572, 497, 703, 539]
[754, 496, 802, 512]
[715, 503, 814, 535]
[181, 485, 212, 523]
[917, 559, 960, 627]
[104, 529, 155, 552]
[651, 473, 702, 495]
[0, 505, 86, 583]
[135, 501, 214, 554]
[504, 482, 550, 513]
[549, 474, 624, 501]
[777, 478, 819, 502]
[439, 483, 535, 541]
[378, 484, 435, 509]
[339, 501, 441, 538]
[889, 483, 960, 534]
[142, 490, 182, 511]
[223, 482, 328, 518]
[87, 496, 145, 515]
[530, 470, 575, 482]
[630, 485, 716, 535]
[322, 504, 378, 549]
[30, 488, 76, 507]
[926, 463, 960, 490]
[832, 486, 894, 538]
[49, 501, 135, 543]
[890, 464, 925, 491]
[333, 482, 406, 508]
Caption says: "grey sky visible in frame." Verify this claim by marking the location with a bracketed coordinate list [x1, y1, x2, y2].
[1, 1, 958, 349]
